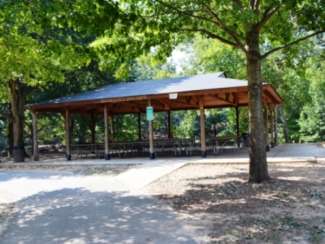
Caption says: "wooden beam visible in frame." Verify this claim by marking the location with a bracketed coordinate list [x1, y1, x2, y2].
[30, 86, 250, 111]
[64, 109, 71, 160]
[215, 93, 235, 105]
[263, 85, 282, 104]
[104, 105, 110, 160]
[153, 99, 170, 110]
[31, 111, 39, 161]
[200, 101, 207, 157]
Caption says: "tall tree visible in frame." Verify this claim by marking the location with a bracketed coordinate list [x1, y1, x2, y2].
[0, 0, 122, 161]
[117, 0, 324, 182]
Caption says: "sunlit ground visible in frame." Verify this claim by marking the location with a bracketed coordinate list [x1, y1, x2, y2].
[1, 143, 325, 243]
[147, 162, 325, 243]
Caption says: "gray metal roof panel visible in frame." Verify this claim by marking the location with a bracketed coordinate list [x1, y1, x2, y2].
[43, 72, 248, 105]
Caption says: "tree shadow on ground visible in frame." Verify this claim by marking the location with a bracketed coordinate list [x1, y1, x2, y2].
[159, 164, 325, 243]
[2, 189, 197, 244]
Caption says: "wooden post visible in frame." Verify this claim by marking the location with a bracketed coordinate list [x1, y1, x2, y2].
[167, 111, 172, 139]
[235, 106, 240, 148]
[200, 103, 207, 158]
[270, 106, 275, 147]
[148, 101, 155, 159]
[137, 113, 141, 141]
[64, 109, 71, 160]
[104, 105, 110, 160]
[274, 106, 278, 146]
[31, 111, 39, 161]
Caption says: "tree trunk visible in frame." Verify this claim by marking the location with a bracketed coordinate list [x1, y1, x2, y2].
[9, 79, 25, 162]
[246, 31, 270, 182]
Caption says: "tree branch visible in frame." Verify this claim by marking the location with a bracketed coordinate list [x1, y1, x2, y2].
[261, 30, 325, 59]
[201, 3, 246, 52]
[255, 0, 260, 10]
[250, 0, 261, 11]
[178, 27, 239, 47]
[156, 0, 217, 25]
[256, 5, 280, 30]
[155, 0, 246, 51]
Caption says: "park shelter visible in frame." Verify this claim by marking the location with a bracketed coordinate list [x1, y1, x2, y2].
[29, 72, 282, 160]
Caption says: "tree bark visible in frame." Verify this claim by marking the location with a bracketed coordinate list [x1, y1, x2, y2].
[9, 79, 25, 162]
[246, 30, 270, 182]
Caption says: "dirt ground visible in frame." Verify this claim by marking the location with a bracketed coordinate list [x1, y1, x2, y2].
[146, 162, 325, 243]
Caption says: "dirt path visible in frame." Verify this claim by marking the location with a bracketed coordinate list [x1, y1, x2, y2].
[146, 162, 325, 243]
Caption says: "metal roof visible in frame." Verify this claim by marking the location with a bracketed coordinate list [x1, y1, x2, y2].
[42, 72, 249, 105]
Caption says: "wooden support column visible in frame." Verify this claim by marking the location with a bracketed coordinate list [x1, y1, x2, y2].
[167, 111, 172, 139]
[148, 101, 155, 159]
[31, 111, 39, 161]
[137, 113, 141, 141]
[104, 105, 110, 160]
[200, 102, 207, 158]
[274, 106, 278, 146]
[235, 106, 240, 148]
[270, 106, 275, 147]
[64, 109, 71, 161]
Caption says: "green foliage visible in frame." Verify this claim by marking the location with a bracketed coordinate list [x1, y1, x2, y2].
[299, 53, 325, 142]
[182, 36, 245, 78]
[173, 111, 199, 139]
[113, 114, 139, 141]
[0, 0, 91, 91]
[131, 52, 176, 80]
[261, 41, 324, 142]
